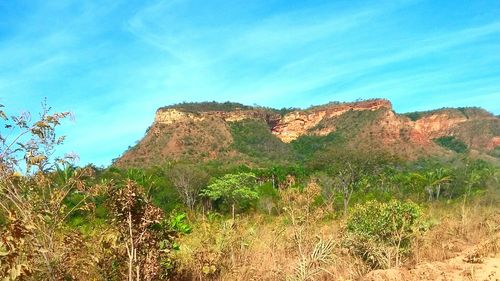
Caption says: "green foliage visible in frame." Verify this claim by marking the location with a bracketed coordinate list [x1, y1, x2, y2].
[2, 102, 499, 280]
[274, 107, 300, 116]
[306, 98, 385, 111]
[345, 200, 425, 269]
[346, 200, 422, 240]
[200, 172, 259, 216]
[168, 213, 192, 234]
[252, 165, 308, 189]
[291, 133, 344, 161]
[159, 101, 252, 113]
[99, 165, 183, 212]
[456, 107, 493, 118]
[434, 136, 468, 153]
[348, 180, 393, 206]
[229, 119, 292, 161]
[257, 182, 279, 198]
[309, 147, 396, 215]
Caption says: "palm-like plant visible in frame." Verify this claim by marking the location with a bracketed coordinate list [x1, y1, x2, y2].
[412, 168, 451, 201]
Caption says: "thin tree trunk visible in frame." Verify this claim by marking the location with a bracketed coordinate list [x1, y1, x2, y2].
[232, 203, 235, 221]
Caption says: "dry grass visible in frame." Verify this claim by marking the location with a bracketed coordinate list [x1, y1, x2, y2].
[172, 188, 500, 281]
[412, 193, 500, 265]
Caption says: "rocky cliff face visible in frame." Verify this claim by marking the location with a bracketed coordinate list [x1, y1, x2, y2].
[115, 99, 500, 167]
[271, 99, 392, 142]
[154, 99, 395, 143]
[413, 113, 468, 139]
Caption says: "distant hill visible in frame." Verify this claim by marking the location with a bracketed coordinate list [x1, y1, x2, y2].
[114, 99, 500, 167]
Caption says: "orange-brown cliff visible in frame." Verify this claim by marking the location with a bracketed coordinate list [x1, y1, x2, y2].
[271, 99, 392, 142]
[115, 100, 500, 167]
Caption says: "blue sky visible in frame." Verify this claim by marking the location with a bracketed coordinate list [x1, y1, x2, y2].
[1, 0, 499, 166]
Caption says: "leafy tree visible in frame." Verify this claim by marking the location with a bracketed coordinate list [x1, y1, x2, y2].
[200, 172, 259, 219]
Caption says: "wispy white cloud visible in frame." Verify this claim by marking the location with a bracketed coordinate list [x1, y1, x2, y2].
[126, 0, 500, 106]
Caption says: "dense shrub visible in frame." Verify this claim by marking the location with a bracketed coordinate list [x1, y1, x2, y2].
[344, 200, 425, 269]
[200, 172, 259, 219]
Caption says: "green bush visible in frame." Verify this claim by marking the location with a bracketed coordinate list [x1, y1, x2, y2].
[344, 200, 425, 269]
[168, 213, 192, 235]
[200, 172, 259, 218]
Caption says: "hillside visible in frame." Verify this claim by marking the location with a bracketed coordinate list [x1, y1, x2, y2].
[115, 99, 500, 167]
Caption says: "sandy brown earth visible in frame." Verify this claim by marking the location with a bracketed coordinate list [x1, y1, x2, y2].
[362, 240, 500, 281]
[362, 255, 499, 281]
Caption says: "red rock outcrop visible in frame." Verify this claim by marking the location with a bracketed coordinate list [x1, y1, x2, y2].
[488, 136, 500, 149]
[271, 99, 392, 142]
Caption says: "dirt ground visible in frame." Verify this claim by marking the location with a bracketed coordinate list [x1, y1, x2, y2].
[362, 243, 500, 281]
[363, 255, 499, 281]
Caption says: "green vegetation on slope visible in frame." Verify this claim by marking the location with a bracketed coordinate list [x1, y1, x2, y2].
[291, 132, 345, 161]
[434, 136, 469, 153]
[229, 119, 293, 162]
[403, 107, 492, 121]
[313, 109, 384, 139]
